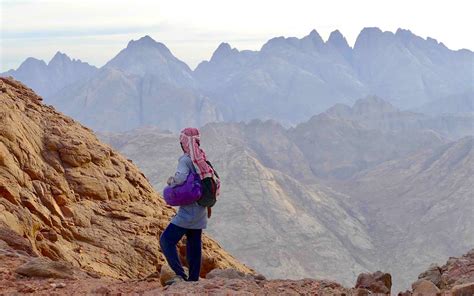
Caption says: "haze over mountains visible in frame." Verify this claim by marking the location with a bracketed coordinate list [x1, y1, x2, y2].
[100, 97, 473, 290]
[2, 75, 472, 296]
[2, 27, 473, 291]
[2, 28, 473, 132]
[2, 52, 97, 98]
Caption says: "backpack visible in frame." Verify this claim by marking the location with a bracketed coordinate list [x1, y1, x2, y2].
[197, 161, 219, 207]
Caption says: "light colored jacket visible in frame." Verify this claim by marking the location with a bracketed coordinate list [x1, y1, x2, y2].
[170, 154, 207, 229]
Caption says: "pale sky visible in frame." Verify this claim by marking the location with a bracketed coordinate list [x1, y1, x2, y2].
[1, 0, 473, 72]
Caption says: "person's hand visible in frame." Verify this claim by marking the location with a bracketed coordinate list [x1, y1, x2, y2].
[167, 176, 174, 185]
[207, 207, 212, 218]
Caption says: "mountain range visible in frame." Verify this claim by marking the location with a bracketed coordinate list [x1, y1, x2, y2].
[99, 96, 473, 291]
[1, 28, 472, 291]
[2, 28, 473, 132]
[2, 52, 97, 98]
[2, 77, 473, 296]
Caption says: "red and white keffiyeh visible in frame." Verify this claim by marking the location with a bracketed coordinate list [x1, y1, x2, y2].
[179, 127, 220, 197]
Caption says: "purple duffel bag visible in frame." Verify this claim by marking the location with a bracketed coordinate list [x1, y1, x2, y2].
[163, 172, 202, 206]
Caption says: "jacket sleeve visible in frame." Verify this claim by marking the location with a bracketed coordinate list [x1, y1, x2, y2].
[170, 156, 190, 187]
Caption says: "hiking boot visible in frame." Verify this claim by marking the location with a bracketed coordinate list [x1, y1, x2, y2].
[165, 275, 185, 286]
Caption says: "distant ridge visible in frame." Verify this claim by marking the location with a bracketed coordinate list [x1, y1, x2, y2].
[1, 52, 97, 97]
[3, 28, 473, 132]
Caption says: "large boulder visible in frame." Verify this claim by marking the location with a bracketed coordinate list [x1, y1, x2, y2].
[418, 264, 442, 287]
[407, 249, 474, 295]
[355, 271, 392, 294]
[158, 264, 189, 286]
[451, 283, 474, 296]
[438, 250, 474, 289]
[15, 257, 79, 279]
[412, 279, 440, 295]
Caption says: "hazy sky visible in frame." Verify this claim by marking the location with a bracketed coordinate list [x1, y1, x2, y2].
[1, 0, 473, 71]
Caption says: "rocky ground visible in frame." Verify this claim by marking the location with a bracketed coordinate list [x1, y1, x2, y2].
[1, 242, 473, 295]
[0, 240, 353, 295]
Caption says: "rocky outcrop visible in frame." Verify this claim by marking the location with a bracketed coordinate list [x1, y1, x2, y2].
[399, 249, 474, 295]
[420, 249, 474, 291]
[0, 77, 251, 280]
[355, 271, 392, 294]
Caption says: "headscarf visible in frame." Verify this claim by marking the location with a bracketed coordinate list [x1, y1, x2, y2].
[179, 127, 220, 197]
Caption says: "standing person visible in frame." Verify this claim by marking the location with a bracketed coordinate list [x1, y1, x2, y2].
[159, 127, 218, 285]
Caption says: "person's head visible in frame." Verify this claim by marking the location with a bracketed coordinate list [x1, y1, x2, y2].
[179, 127, 200, 154]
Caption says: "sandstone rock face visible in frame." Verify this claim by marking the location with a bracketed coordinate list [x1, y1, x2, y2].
[0, 77, 251, 280]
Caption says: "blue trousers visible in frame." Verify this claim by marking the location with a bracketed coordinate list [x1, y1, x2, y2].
[159, 223, 202, 281]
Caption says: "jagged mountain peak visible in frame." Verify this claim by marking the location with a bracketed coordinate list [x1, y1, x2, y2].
[395, 28, 414, 36]
[261, 36, 298, 51]
[105, 35, 193, 78]
[395, 28, 428, 45]
[262, 30, 325, 53]
[210, 42, 239, 61]
[48, 51, 72, 66]
[353, 27, 388, 48]
[17, 57, 47, 70]
[216, 42, 232, 52]
[305, 29, 324, 44]
[359, 26, 384, 36]
[327, 30, 352, 59]
[124, 35, 173, 56]
[327, 30, 350, 47]
[128, 35, 158, 46]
